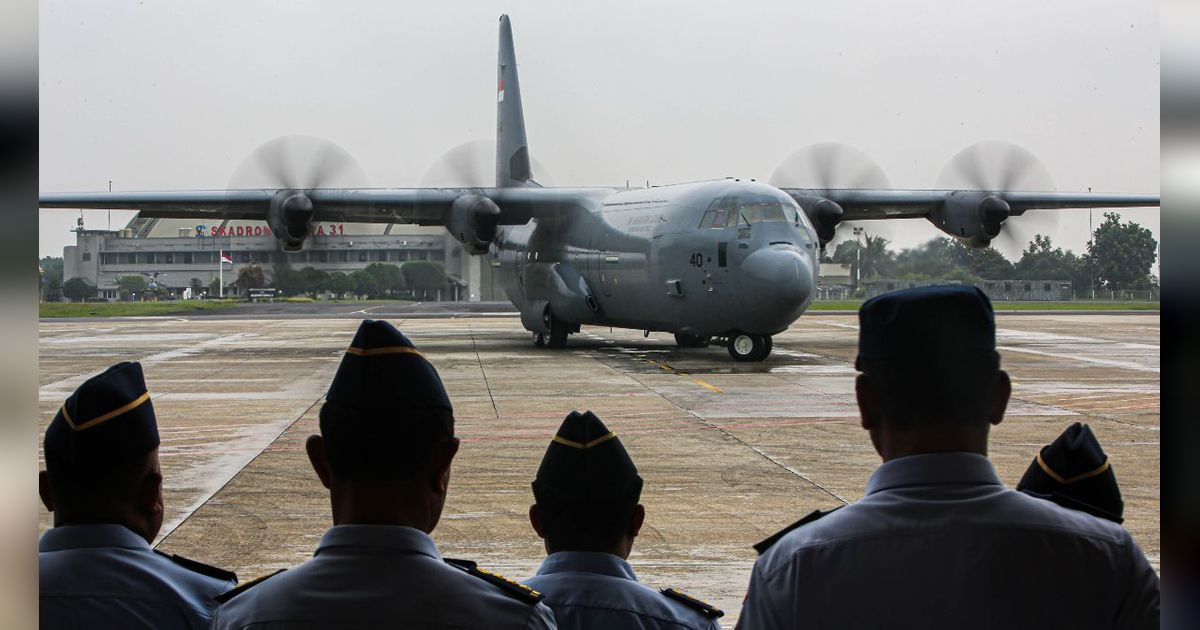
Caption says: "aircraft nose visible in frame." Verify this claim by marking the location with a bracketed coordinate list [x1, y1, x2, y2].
[738, 245, 814, 332]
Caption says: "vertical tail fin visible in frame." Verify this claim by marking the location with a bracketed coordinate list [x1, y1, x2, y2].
[496, 15, 533, 188]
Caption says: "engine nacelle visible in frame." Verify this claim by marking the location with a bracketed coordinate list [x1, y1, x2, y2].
[928, 192, 1010, 248]
[268, 191, 315, 252]
[447, 194, 501, 255]
[795, 196, 844, 245]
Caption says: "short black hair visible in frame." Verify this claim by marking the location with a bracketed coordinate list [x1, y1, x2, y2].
[859, 351, 1001, 427]
[45, 450, 154, 513]
[535, 493, 640, 553]
[318, 401, 454, 481]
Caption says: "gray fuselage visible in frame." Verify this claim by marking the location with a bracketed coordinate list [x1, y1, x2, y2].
[492, 179, 819, 338]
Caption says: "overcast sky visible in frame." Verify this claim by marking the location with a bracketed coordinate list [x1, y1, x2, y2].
[39, 0, 1159, 263]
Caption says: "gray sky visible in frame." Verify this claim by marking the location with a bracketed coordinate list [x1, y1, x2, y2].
[39, 0, 1159, 262]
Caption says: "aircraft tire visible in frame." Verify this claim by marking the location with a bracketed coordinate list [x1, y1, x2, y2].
[727, 333, 769, 362]
[534, 332, 546, 347]
[674, 332, 712, 348]
[547, 319, 569, 349]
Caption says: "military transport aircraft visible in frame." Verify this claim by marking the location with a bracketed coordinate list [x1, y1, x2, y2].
[41, 15, 1159, 361]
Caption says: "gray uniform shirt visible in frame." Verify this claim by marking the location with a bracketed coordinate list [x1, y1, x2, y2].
[212, 524, 557, 629]
[39, 524, 234, 630]
[739, 452, 1159, 629]
[524, 551, 722, 630]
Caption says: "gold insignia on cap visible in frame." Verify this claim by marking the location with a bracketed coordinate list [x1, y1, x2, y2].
[552, 431, 617, 450]
[62, 391, 151, 432]
[345, 345, 424, 358]
[1036, 452, 1111, 485]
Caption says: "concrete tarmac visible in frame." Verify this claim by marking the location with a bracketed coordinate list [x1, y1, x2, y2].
[38, 313, 1159, 626]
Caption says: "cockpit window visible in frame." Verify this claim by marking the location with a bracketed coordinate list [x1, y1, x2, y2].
[700, 196, 795, 228]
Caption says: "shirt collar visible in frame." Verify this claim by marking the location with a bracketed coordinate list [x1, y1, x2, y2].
[38, 524, 150, 553]
[866, 452, 1003, 495]
[535, 551, 637, 581]
[314, 525, 441, 560]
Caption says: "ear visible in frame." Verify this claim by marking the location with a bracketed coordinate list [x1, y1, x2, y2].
[855, 373, 880, 432]
[306, 435, 332, 489]
[528, 504, 546, 539]
[988, 370, 1011, 427]
[39, 470, 53, 513]
[428, 437, 460, 495]
[628, 504, 645, 539]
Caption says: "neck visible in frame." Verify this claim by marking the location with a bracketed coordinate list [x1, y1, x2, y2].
[54, 510, 153, 543]
[874, 424, 989, 462]
[329, 480, 438, 532]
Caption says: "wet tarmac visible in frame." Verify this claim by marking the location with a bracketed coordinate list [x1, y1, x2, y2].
[38, 313, 1159, 626]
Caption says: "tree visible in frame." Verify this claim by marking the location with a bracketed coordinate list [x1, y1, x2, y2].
[1087, 212, 1158, 291]
[298, 266, 330, 295]
[271, 262, 302, 296]
[350, 270, 379, 298]
[41, 256, 65, 302]
[62, 277, 96, 302]
[115, 274, 149, 301]
[208, 276, 226, 297]
[402, 261, 451, 300]
[189, 277, 204, 298]
[236, 265, 267, 293]
[328, 272, 355, 299]
[831, 235, 895, 285]
[363, 263, 406, 297]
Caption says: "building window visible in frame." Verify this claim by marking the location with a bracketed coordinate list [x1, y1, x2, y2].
[393, 250, 408, 262]
[101, 253, 118, 264]
[1043, 283, 1051, 292]
[183, 252, 193, 264]
[82, 252, 91, 261]
[359, 251, 368, 262]
[318, 251, 328, 263]
[339, 251, 349, 262]
[164, 253, 174, 264]
[373, 250, 387, 262]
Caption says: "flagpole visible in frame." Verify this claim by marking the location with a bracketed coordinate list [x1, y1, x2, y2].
[219, 249, 224, 298]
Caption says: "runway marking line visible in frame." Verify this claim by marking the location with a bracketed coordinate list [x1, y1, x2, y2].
[642, 359, 723, 394]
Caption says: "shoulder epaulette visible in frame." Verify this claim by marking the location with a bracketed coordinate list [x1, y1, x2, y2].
[753, 507, 843, 555]
[660, 587, 724, 619]
[444, 558, 542, 605]
[213, 569, 285, 604]
[154, 550, 237, 583]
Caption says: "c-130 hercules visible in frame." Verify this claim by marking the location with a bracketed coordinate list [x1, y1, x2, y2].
[42, 15, 1158, 361]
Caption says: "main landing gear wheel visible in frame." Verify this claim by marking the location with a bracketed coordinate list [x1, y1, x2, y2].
[674, 332, 712, 348]
[533, 332, 546, 347]
[728, 333, 772, 362]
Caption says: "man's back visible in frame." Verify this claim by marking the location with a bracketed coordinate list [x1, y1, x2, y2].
[212, 525, 556, 629]
[40, 524, 234, 630]
[524, 551, 721, 630]
[741, 453, 1159, 629]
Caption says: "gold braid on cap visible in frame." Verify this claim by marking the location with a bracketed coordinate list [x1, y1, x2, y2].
[345, 345, 425, 359]
[1036, 451, 1111, 485]
[61, 391, 151, 432]
[552, 431, 618, 450]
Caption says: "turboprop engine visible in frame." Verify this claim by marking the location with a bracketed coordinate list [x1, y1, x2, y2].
[928, 192, 1010, 248]
[447, 193, 502, 255]
[267, 191, 316, 252]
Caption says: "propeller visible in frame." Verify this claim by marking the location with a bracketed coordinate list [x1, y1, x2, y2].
[227, 135, 370, 251]
[420, 139, 554, 187]
[936, 140, 1057, 260]
[229, 135, 370, 190]
[768, 142, 896, 247]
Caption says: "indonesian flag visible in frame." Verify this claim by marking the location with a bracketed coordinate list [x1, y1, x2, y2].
[497, 79, 505, 102]
[220, 250, 233, 264]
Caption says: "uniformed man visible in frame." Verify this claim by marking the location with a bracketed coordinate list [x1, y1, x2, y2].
[39, 361, 237, 629]
[524, 410, 723, 630]
[1017, 421, 1125, 523]
[212, 319, 556, 629]
[739, 286, 1159, 629]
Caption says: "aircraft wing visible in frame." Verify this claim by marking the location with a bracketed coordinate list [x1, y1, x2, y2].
[39, 187, 610, 225]
[780, 189, 1160, 220]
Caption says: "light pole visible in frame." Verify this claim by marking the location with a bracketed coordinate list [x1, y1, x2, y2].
[853, 226, 865, 291]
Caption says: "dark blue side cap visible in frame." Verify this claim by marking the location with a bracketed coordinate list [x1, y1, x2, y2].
[325, 320, 452, 412]
[44, 362, 160, 470]
[856, 285, 995, 367]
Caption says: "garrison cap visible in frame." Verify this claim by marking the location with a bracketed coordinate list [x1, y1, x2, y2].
[43, 362, 159, 471]
[532, 411, 643, 505]
[856, 285, 995, 369]
[1017, 422, 1124, 523]
[326, 320, 452, 412]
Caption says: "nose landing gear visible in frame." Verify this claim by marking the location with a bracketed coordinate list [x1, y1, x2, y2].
[727, 333, 773, 362]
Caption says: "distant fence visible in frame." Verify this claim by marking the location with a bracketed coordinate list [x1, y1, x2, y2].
[824, 280, 1159, 302]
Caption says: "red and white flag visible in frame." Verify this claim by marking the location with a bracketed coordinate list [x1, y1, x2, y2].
[220, 251, 233, 264]
[497, 79, 505, 102]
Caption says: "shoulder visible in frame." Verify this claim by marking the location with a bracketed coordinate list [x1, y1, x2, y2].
[443, 558, 544, 606]
[753, 507, 844, 556]
[659, 587, 724, 624]
[153, 550, 238, 585]
[999, 488, 1132, 545]
[213, 569, 286, 605]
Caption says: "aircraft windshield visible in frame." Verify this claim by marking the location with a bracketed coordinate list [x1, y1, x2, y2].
[700, 196, 795, 228]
